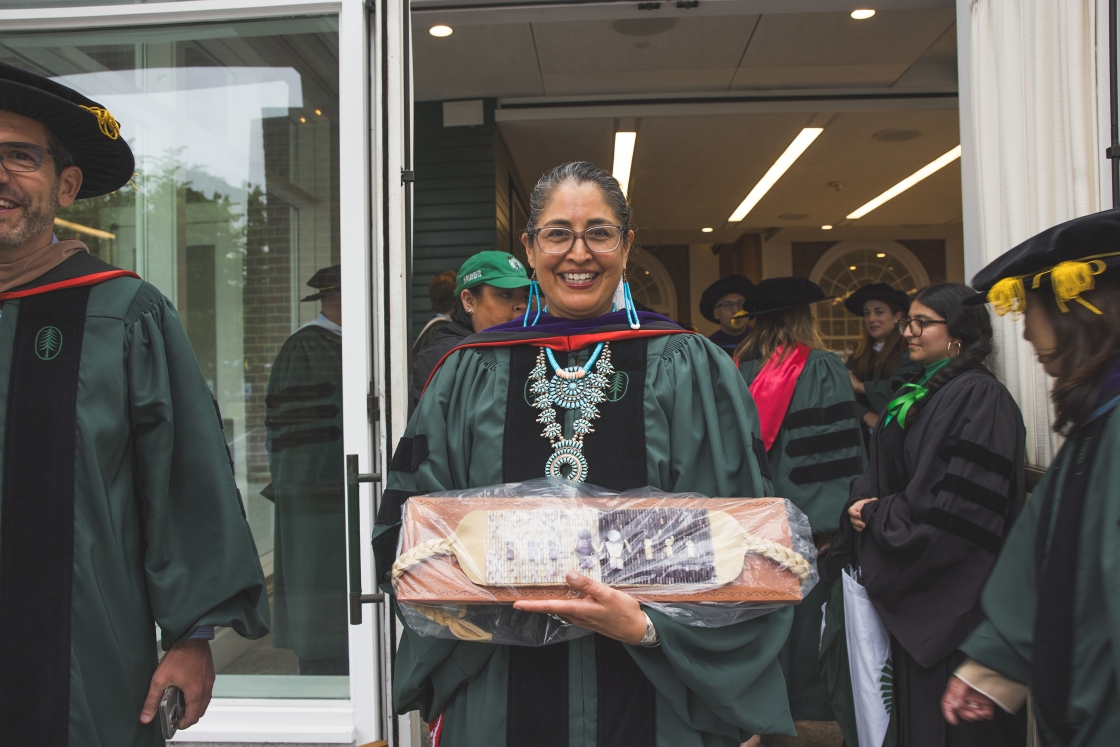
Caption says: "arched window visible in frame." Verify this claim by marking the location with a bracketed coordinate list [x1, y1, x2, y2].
[810, 241, 930, 357]
[626, 251, 679, 320]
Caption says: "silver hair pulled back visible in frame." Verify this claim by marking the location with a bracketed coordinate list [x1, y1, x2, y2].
[526, 161, 632, 231]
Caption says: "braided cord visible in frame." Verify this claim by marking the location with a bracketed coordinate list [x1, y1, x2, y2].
[391, 536, 458, 589]
[407, 604, 493, 642]
[741, 533, 813, 583]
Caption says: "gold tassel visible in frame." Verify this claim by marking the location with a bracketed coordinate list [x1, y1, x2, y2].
[78, 105, 121, 140]
[1048, 260, 1104, 314]
[987, 277, 1026, 317]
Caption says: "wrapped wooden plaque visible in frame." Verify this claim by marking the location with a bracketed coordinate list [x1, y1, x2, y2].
[393, 494, 812, 605]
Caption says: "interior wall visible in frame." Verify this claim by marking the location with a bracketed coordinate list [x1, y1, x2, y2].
[688, 244, 720, 336]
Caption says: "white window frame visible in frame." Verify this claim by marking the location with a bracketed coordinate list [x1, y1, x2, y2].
[0, 0, 401, 743]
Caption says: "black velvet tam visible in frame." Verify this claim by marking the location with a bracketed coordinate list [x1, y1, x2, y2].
[744, 276, 827, 318]
[0, 61, 135, 199]
[842, 282, 911, 316]
[699, 273, 755, 322]
[301, 264, 341, 301]
[971, 208, 1120, 293]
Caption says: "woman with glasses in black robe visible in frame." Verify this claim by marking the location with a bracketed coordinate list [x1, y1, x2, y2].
[830, 283, 1027, 747]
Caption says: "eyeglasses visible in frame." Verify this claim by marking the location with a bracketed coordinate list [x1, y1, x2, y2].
[714, 299, 745, 312]
[526, 225, 627, 254]
[898, 318, 948, 337]
[0, 142, 55, 173]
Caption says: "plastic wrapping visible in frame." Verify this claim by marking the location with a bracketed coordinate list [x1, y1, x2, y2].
[394, 478, 817, 646]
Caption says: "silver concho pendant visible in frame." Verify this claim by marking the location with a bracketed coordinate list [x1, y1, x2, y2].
[545, 439, 589, 482]
[548, 369, 589, 410]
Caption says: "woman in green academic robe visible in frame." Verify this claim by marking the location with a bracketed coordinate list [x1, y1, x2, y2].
[942, 209, 1120, 747]
[844, 283, 922, 445]
[734, 277, 866, 727]
[373, 161, 798, 747]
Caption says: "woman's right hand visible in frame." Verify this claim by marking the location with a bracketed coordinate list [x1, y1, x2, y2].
[942, 676, 996, 724]
[848, 498, 878, 532]
[848, 370, 865, 394]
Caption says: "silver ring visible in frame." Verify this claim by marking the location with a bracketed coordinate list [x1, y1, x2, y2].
[967, 702, 981, 709]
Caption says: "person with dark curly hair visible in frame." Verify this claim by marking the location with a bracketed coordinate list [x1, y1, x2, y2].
[942, 209, 1120, 747]
[829, 283, 1027, 747]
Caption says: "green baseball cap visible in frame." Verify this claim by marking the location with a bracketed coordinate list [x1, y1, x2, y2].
[455, 251, 532, 295]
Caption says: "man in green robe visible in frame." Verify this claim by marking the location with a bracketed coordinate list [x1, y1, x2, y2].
[0, 62, 269, 746]
[266, 266, 347, 674]
[374, 310, 800, 747]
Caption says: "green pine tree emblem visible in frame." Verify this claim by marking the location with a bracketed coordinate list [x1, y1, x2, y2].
[879, 658, 894, 713]
[35, 326, 63, 361]
[605, 371, 629, 402]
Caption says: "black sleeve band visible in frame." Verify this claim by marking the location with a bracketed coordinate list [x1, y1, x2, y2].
[372, 488, 420, 587]
[389, 434, 430, 473]
[923, 507, 1002, 554]
[265, 381, 337, 407]
[752, 435, 772, 481]
[788, 456, 865, 485]
[269, 426, 342, 453]
[939, 439, 1014, 478]
[933, 474, 1009, 516]
[784, 401, 861, 430]
[785, 428, 862, 458]
[374, 488, 419, 526]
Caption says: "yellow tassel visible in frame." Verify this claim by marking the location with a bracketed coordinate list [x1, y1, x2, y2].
[78, 105, 121, 140]
[987, 276, 1026, 317]
[1049, 260, 1104, 314]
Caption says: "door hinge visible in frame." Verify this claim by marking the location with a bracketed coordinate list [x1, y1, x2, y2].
[401, 169, 415, 184]
[368, 393, 380, 423]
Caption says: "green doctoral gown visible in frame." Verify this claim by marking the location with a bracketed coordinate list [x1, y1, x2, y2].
[961, 405, 1120, 747]
[266, 321, 348, 667]
[740, 348, 865, 723]
[376, 315, 797, 747]
[0, 255, 269, 746]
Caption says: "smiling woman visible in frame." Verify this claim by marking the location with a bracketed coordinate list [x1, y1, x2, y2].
[377, 161, 802, 747]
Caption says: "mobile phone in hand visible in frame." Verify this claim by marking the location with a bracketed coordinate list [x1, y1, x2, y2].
[158, 685, 185, 739]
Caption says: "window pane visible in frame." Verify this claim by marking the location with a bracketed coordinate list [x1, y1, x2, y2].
[1, 17, 345, 698]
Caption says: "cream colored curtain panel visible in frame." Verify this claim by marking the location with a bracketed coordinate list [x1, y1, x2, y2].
[969, 0, 1101, 467]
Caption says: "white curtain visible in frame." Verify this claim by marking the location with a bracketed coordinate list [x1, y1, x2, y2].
[969, 0, 1101, 466]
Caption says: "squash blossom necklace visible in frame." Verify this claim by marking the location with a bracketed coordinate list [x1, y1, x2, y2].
[529, 341, 612, 482]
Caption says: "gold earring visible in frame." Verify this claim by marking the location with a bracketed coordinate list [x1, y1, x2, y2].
[948, 340, 961, 358]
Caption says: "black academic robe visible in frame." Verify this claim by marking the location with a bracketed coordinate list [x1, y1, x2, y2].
[831, 367, 1026, 747]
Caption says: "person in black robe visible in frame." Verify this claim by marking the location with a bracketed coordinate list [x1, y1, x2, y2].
[699, 273, 754, 353]
[829, 283, 1027, 747]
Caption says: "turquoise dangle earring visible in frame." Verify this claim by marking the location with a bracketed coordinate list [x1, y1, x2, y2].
[524, 269, 542, 327]
[622, 271, 641, 329]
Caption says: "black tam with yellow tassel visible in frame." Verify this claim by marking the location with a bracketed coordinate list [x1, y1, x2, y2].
[968, 208, 1120, 316]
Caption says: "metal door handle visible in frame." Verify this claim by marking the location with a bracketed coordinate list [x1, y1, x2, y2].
[347, 454, 382, 624]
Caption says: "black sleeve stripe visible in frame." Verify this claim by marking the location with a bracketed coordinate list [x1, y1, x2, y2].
[923, 507, 1002, 554]
[938, 439, 1014, 478]
[265, 382, 338, 407]
[752, 435, 772, 481]
[933, 474, 1009, 516]
[265, 404, 341, 427]
[784, 401, 861, 430]
[785, 428, 862, 458]
[388, 434, 430, 474]
[788, 456, 865, 485]
[269, 426, 342, 452]
[374, 488, 419, 526]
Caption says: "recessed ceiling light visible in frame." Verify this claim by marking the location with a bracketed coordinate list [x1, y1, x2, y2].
[849, 265, 858, 271]
[851, 9, 876, 20]
[299, 117, 306, 123]
[612, 132, 637, 197]
[821, 225, 833, 230]
[846, 145, 962, 219]
[876, 252, 887, 258]
[315, 109, 322, 116]
[429, 25, 453, 37]
[729, 128, 824, 222]
[701, 227, 714, 233]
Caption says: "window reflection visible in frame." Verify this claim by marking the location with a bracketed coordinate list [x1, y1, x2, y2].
[1, 17, 346, 697]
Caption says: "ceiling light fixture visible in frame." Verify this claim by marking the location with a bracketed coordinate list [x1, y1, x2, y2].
[851, 9, 876, 20]
[729, 128, 823, 222]
[429, 25, 453, 37]
[613, 131, 637, 197]
[876, 252, 887, 258]
[821, 225, 833, 230]
[701, 227, 714, 233]
[846, 145, 962, 220]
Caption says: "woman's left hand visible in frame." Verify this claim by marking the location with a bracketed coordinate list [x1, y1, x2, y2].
[848, 498, 878, 532]
[942, 676, 996, 724]
[513, 572, 648, 645]
[848, 370, 865, 394]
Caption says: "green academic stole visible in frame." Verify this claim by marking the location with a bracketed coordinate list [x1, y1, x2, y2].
[0, 252, 137, 744]
[0, 286, 92, 744]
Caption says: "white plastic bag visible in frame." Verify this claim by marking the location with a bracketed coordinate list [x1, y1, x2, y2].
[842, 567, 892, 747]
